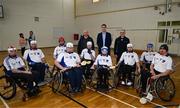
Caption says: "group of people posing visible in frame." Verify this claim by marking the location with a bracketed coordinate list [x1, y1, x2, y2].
[3, 24, 174, 100]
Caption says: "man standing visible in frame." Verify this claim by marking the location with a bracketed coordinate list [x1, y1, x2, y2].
[77, 30, 94, 54]
[114, 29, 130, 63]
[97, 24, 112, 55]
[28, 31, 36, 46]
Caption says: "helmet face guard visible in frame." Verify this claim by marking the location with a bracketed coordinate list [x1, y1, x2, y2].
[101, 46, 108, 55]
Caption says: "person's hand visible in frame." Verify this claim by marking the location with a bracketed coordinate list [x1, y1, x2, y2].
[76, 64, 81, 67]
[12, 69, 18, 73]
[151, 75, 159, 80]
[150, 70, 155, 76]
[137, 67, 141, 73]
[114, 54, 117, 58]
[90, 66, 94, 70]
[62, 67, 68, 72]
[24, 71, 32, 74]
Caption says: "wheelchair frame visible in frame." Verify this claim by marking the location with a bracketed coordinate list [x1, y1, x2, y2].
[135, 74, 176, 102]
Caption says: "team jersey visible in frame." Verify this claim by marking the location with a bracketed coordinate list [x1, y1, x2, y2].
[80, 48, 95, 60]
[94, 54, 112, 67]
[23, 49, 45, 64]
[56, 52, 81, 67]
[3, 56, 25, 71]
[140, 51, 157, 63]
[152, 53, 173, 73]
[120, 51, 139, 66]
[53, 45, 66, 59]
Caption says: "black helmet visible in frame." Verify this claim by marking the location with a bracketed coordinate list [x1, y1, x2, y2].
[159, 44, 168, 51]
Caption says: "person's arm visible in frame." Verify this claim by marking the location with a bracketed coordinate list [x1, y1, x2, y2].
[114, 38, 117, 55]
[54, 54, 67, 71]
[90, 50, 95, 61]
[117, 52, 124, 66]
[77, 36, 82, 54]
[91, 38, 95, 50]
[39, 49, 46, 63]
[53, 47, 57, 59]
[97, 34, 100, 47]
[109, 33, 112, 47]
[134, 53, 140, 73]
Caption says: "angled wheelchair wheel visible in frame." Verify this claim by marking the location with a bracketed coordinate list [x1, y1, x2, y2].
[155, 76, 175, 101]
[52, 72, 63, 93]
[0, 75, 16, 100]
[114, 66, 121, 88]
[134, 74, 142, 94]
[81, 75, 86, 92]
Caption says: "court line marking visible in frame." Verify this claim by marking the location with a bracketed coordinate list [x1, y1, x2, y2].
[87, 87, 137, 108]
[0, 96, 10, 108]
[114, 89, 166, 108]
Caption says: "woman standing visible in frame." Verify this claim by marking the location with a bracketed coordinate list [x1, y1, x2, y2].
[19, 33, 27, 56]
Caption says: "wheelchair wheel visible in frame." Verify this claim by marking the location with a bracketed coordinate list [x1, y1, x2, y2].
[52, 72, 63, 93]
[108, 69, 114, 88]
[0, 75, 16, 100]
[114, 66, 120, 88]
[134, 74, 142, 94]
[81, 75, 86, 92]
[155, 76, 175, 101]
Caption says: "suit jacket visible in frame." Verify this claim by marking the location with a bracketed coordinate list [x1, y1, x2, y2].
[77, 35, 95, 54]
[97, 32, 112, 54]
[114, 36, 130, 56]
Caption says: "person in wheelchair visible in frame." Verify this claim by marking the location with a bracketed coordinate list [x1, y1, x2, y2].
[3, 46, 40, 100]
[117, 43, 140, 86]
[140, 43, 157, 70]
[80, 41, 95, 79]
[92, 46, 112, 91]
[54, 42, 83, 93]
[23, 40, 46, 83]
[53, 36, 66, 59]
[141, 44, 174, 93]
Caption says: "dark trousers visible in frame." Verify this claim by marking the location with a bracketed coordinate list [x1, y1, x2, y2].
[119, 64, 135, 82]
[30, 63, 46, 83]
[97, 67, 109, 86]
[81, 60, 93, 79]
[11, 73, 35, 91]
[21, 47, 26, 56]
[66, 67, 82, 90]
[141, 69, 160, 91]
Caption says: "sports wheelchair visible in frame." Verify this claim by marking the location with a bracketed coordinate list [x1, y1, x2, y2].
[134, 73, 175, 102]
[28, 63, 53, 86]
[0, 64, 40, 100]
[114, 63, 137, 88]
[89, 65, 115, 92]
[51, 67, 86, 95]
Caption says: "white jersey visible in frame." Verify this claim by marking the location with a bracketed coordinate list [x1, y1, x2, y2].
[120, 52, 139, 66]
[140, 51, 157, 63]
[80, 48, 95, 60]
[53, 45, 66, 59]
[152, 53, 173, 73]
[3, 56, 25, 71]
[94, 55, 112, 67]
[23, 49, 45, 64]
[56, 52, 81, 67]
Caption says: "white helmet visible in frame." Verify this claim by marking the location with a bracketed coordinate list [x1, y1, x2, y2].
[7, 46, 16, 53]
[87, 41, 92, 46]
[66, 42, 74, 48]
[30, 40, 37, 45]
[127, 43, 133, 48]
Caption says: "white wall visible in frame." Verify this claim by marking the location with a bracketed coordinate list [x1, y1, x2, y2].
[75, 0, 180, 52]
[0, 0, 76, 50]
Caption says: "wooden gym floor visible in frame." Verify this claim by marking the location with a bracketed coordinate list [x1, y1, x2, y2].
[0, 47, 180, 108]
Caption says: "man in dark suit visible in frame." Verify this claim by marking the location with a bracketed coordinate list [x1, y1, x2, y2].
[114, 29, 130, 63]
[97, 24, 112, 55]
[77, 30, 95, 54]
